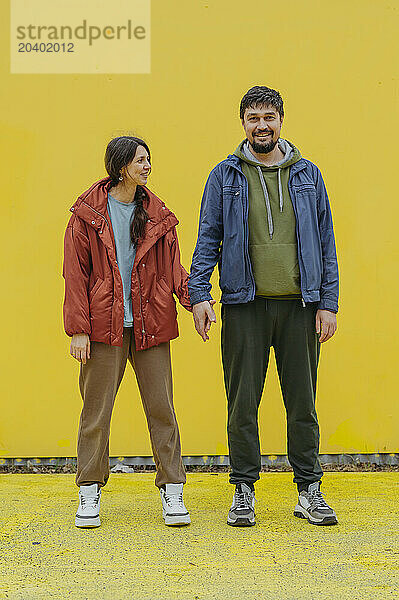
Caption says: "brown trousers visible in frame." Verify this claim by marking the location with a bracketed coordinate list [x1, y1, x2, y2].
[75, 327, 186, 488]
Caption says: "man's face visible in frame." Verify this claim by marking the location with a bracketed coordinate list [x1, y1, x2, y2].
[241, 104, 283, 154]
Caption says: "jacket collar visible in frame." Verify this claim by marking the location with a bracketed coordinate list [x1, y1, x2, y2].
[69, 177, 178, 266]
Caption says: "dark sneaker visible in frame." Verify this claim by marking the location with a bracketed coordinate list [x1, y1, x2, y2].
[294, 481, 338, 526]
[227, 483, 256, 527]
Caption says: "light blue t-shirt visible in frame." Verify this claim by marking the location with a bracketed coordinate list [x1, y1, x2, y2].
[107, 193, 137, 327]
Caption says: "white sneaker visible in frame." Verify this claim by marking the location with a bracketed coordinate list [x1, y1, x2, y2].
[160, 483, 191, 526]
[75, 484, 101, 528]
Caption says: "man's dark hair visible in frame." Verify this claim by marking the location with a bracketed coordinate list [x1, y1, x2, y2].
[240, 86, 284, 120]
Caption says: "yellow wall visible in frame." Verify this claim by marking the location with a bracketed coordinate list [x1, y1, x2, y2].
[1, 0, 398, 458]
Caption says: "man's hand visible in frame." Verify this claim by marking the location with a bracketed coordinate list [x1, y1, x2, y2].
[316, 310, 337, 343]
[193, 300, 217, 341]
[70, 333, 91, 364]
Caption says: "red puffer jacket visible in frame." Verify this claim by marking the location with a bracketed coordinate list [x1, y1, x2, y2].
[62, 177, 192, 349]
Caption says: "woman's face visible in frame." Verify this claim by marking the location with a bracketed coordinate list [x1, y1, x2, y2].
[122, 145, 151, 186]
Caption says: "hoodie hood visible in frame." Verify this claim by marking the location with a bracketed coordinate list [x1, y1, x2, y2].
[233, 139, 301, 239]
[235, 138, 301, 169]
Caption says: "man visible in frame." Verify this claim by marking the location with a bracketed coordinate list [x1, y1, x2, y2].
[188, 86, 339, 527]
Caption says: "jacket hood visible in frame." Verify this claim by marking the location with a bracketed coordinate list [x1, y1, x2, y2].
[70, 177, 178, 236]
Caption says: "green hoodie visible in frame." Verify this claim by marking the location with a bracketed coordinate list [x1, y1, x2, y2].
[233, 138, 302, 298]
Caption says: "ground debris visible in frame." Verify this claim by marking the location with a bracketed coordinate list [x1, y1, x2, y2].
[0, 463, 397, 474]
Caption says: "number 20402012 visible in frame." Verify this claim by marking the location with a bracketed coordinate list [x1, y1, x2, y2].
[18, 42, 74, 52]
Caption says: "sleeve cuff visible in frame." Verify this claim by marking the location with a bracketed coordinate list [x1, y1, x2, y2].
[189, 290, 213, 306]
[318, 299, 338, 313]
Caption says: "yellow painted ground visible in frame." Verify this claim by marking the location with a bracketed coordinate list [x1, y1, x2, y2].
[0, 473, 398, 600]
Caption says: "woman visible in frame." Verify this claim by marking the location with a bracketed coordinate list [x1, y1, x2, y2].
[62, 136, 192, 528]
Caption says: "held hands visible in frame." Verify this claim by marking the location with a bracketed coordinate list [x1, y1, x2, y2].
[193, 300, 217, 342]
[316, 309, 337, 343]
[69, 309, 335, 356]
[70, 333, 91, 364]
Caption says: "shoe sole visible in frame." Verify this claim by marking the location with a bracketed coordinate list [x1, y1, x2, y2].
[164, 517, 191, 526]
[162, 512, 191, 526]
[227, 517, 255, 527]
[75, 515, 101, 528]
[294, 505, 338, 526]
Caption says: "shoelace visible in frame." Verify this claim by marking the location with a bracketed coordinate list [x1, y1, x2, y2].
[163, 492, 184, 511]
[80, 493, 100, 509]
[309, 489, 330, 509]
[234, 491, 254, 510]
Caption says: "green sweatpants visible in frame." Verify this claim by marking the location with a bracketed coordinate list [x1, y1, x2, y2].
[221, 297, 323, 487]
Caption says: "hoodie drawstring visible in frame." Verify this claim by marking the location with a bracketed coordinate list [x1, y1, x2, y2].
[278, 168, 283, 212]
[256, 167, 284, 240]
[256, 166, 273, 239]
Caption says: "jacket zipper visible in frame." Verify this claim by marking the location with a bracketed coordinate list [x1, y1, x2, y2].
[82, 201, 110, 231]
[242, 177, 256, 300]
[137, 269, 146, 346]
[287, 180, 307, 306]
[229, 169, 256, 301]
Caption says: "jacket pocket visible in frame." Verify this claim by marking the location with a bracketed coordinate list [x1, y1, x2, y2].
[157, 276, 171, 295]
[222, 185, 242, 227]
[152, 277, 177, 333]
[89, 278, 103, 300]
[222, 184, 241, 197]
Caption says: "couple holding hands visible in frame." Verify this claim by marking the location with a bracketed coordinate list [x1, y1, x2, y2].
[62, 86, 339, 529]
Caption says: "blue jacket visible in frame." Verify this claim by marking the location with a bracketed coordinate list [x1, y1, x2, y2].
[188, 153, 339, 312]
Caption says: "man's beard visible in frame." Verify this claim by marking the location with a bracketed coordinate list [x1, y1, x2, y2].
[250, 137, 278, 154]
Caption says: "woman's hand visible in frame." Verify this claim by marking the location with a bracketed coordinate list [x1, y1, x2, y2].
[70, 334, 91, 364]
